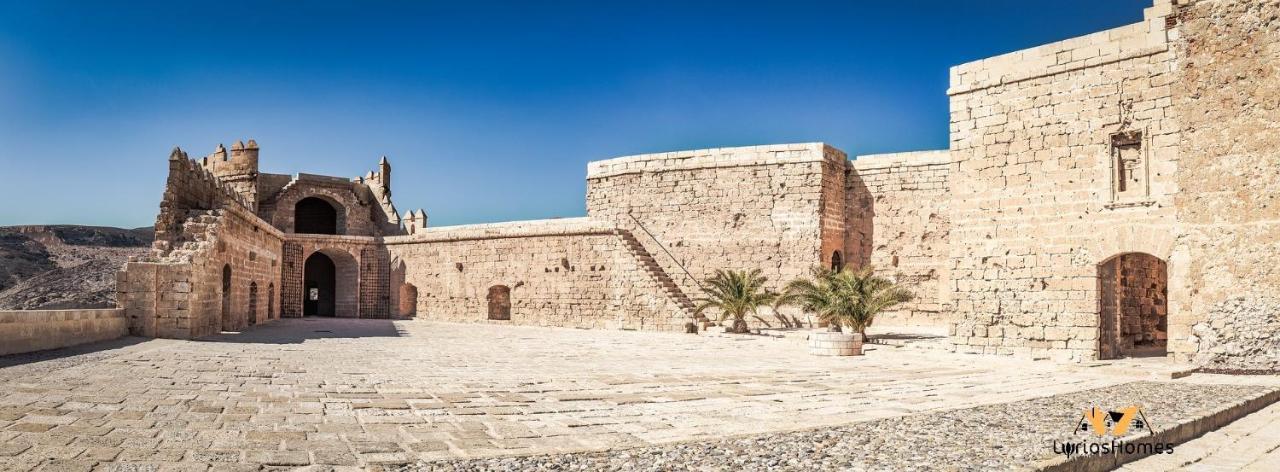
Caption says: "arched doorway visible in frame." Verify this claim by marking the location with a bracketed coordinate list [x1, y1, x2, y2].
[304, 252, 337, 316]
[1098, 253, 1168, 359]
[267, 283, 275, 320]
[295, 197, 339, 234]
[248, 282, 259, 326]
[487, 285, 511, 320]
[399, 284, 418, 317]
[831, 251, 844, 271]
[221, 265, 232, 331]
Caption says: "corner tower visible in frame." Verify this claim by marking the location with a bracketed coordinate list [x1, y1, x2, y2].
[200, 139, 261, 210]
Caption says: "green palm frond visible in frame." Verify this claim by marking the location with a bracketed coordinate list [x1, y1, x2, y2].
[774, 265, 914, 336]
[693, 269, 777, 325]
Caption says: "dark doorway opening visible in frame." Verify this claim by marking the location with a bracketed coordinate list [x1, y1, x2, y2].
[248, 282, 259, 326]
[295, 197, 339, 234]
[267, 283, 275, 320]
[304, 252, 337, 316]
[487, 285, 511, 320]
[221, 265, 232, 331]
[831, 251, 844, 271]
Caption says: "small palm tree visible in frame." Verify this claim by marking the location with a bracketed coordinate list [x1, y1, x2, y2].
[693, 269, 777, 334]
[776, 266, 913, 338]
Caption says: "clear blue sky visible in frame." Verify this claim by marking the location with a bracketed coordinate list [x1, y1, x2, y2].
[0, 0, 1150, 228]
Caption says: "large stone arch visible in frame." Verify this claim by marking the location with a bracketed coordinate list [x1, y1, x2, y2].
[294, 196, 343, 235]
[1084, 225, 1175, 266]
[302, 247, 360, 317]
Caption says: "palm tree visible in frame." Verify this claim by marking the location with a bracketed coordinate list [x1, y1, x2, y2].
[776, 266, 913, 338]
[693, 269, 777, 334]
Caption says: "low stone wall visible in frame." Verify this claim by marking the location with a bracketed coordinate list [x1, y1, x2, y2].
[0, 309, 129, 356]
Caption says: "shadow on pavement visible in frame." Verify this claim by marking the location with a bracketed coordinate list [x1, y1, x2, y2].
[194, 316, 408, 344]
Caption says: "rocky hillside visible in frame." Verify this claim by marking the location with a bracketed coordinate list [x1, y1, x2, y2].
[0, 225, 153, 310]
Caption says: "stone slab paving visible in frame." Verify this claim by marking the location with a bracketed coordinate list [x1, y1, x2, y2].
[0, 318, 1250, 471]
[401, 381, 1275, 472]
[1123, 388, 1280, 472]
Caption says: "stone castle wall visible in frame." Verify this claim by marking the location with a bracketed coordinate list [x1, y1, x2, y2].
[946, 5, 1181, 361]
[0, 309, 128, 356]
[279, 234, 388, 319]
[120, 151, 284, 339]
[384, 218, 689, 331]
[846, 151, 952, 327]
[585, 143, 847, 324]
[1174, 0, 1280, 371]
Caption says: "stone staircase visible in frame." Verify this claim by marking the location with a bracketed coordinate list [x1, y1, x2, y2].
[616, 229, 699, 320]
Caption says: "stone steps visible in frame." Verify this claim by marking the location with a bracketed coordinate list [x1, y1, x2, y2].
[617, 230, 698, 315]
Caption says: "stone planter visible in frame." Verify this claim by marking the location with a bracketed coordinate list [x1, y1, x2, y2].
[809, 332, 863, 356]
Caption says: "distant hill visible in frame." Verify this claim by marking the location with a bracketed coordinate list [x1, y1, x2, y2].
[0, 225, 153, 310]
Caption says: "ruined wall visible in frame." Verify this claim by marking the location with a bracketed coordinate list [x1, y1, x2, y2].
[585, 143, 846, 322]
[946, 5, 1181, 361]
[119, 149, 283, 339]
[1173, 0, 1280, 371]
[847, 151, 952, 327]
[385, 218, 690, 331]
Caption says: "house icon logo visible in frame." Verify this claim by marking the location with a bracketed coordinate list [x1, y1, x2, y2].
[1077, 406, 1152, 437]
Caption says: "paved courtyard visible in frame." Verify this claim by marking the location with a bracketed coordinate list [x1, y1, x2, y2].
[0, 318, 1257, 470]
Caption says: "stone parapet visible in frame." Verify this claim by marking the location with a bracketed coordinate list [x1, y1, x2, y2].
[586, 142, 845, 179]
[0, 309, 128, 356]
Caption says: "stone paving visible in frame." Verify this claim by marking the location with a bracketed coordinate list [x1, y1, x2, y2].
[0, 318, 1248, 471]
[1123, 395, 1280, 472]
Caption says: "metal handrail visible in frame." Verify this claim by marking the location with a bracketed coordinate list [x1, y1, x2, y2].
[626, 212, 701, 295]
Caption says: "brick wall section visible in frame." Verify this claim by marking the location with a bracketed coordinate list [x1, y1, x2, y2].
[946, 7, 1180, 361]
[585, 143, 846, 322]
[847, 151, 953, 327]
[280, 241, 304, 318]
[1174, 0, 1280, 371]
[384, 218, 689, 331]
[120, 148, 286, 339]
[0, 309, 129, 356]
[287, 234, 385, 318]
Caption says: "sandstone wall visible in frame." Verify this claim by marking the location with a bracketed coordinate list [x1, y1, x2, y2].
[1173, 0, 1280, 371]
[280, 234, 388, 319]
[385, 218, 690, 331]
[0, 309, 128, 356]
[120, 149, 286, 339]
[259, 174, 384, 237]
[946, 6, 1181, 361]
[847, 151, 952, 327]
[585, 143, 847, 325]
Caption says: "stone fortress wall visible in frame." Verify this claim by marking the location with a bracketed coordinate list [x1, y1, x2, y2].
[584, 143, 848, 322]
[846, 151, 952, 327]
[98, 0, 1277, 370]
[384, 218, 689, 331]
[945, 1, 1183, 362]
[1172, 0, 1280, 372]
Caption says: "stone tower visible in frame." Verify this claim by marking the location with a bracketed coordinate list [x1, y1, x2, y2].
[200, 139, 260, 210]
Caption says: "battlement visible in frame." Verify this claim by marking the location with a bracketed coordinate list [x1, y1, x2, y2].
[199, 139, 260, 179]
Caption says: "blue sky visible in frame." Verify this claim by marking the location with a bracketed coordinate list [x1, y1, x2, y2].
[0, 0, 1150, 228]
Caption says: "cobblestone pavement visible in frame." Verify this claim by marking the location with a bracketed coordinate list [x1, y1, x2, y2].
[0, 317, 1219, 470]
[1123, 393, 1280, 472]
